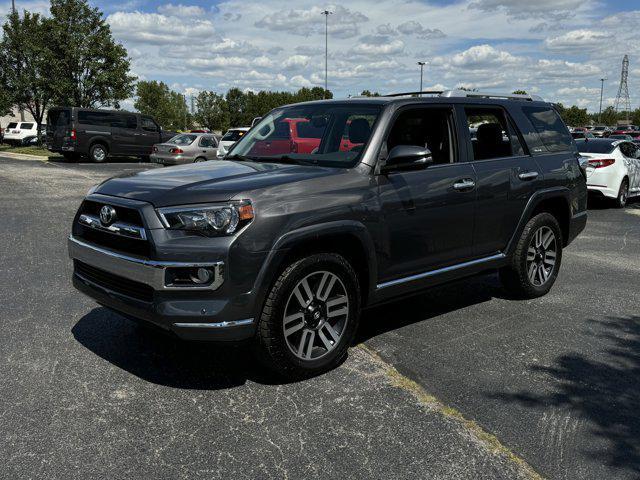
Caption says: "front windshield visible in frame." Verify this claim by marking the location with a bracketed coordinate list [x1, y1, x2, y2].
[168, 134, 197, 145]
[222, 130, 246, 142]
[229, 103, 382, 168]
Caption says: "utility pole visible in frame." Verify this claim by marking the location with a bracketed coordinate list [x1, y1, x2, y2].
[12, 0, 16, 13]
[321, 10, 333, 99]
[598, 77, 606, 124]
[418, 62, 426, 94]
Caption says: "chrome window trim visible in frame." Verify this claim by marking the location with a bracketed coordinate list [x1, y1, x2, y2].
[376, 253, 505, 289]
[79, 214, 147, 240]
[68, 236, 224, 291]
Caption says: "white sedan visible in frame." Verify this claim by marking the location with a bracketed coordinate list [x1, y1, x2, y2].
[576, 138, 640, 208]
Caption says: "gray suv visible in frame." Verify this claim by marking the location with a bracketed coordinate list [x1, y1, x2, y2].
[68, 91, 587, 377]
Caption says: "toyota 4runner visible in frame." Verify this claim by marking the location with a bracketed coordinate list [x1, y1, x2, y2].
[68, 90, 587, 377]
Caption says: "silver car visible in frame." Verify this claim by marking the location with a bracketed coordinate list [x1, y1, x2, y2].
[150, 133, 219, 165]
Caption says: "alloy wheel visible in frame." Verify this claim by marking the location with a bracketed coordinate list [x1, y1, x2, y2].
[283, 271, 349, 361]
[526, 226, 557, 287]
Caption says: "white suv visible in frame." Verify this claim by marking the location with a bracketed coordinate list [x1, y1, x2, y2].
[216, 127, 250, 158]
[3, 122, 39, 145]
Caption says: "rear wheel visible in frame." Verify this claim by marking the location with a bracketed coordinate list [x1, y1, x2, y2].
[255, 253, 360, 378]
[614, 178, 629, 208]
[500, 213, 563, 299]
[89, 143, 108, 163]
[194, 157, 207, 163]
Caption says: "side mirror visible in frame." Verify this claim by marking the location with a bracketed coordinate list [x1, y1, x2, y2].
[381, 145, 433, 173]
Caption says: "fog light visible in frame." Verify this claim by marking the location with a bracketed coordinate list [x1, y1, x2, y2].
[190, 267, 213, 284]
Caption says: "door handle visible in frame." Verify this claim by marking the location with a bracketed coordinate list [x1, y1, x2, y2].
[453, 179, 475, 191]
[518, 171, 539, 181]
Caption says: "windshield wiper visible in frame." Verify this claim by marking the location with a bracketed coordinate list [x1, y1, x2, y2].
[225, 153, 258, 161]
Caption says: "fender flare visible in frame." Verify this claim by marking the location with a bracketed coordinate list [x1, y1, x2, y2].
[251, 220, 378, 315]
[504, 187, 571, 256]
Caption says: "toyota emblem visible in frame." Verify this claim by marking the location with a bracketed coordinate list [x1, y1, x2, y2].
[99, 205, 117, 225]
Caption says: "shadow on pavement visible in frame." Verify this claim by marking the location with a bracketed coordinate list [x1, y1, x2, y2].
[490, 315, 640, 475]
[356, 273, 509, 344]
[72, 307, 294, 390]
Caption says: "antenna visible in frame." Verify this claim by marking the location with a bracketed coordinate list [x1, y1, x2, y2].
[614, 55, 631, 124]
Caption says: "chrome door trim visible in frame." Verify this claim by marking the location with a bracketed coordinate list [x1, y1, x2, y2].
[376, 253, 505, 289]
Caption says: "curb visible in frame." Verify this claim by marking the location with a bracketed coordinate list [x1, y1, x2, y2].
[0, 151, 56, 161]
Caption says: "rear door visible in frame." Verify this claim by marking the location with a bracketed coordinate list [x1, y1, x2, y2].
[46, 109, 71, 149]
[620, 142, 640, 193]
[376, 104, 477, 281]
[198, 135, 218, 159]
[459, 104, 541, 257]
[138, 116, 161, 156]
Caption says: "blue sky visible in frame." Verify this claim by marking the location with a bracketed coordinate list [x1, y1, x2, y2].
[3, 0, 639, 111]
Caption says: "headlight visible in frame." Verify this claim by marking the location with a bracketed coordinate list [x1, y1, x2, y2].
[157, 202, 254, 236]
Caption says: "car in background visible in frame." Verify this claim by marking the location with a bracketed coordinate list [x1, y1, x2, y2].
[46, 107, 176, 162]
[572, 131, 595, 140]
[216, 127, 250, 158]
[150, 133, 219, 165]
[611, 125, 640, 138]
[591, 126, 610, 138]
[609, 134, 634, 141]
[576, 138, 640, 207]
[3, 122, 42, 146]
[190, 129, 210, 133]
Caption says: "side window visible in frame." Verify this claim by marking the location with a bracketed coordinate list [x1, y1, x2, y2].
[464, 107, 524, 161]
[141, 117, 158, 132]
[199, 136, 216, 147]
[124, 115, 137, 130]
[521, 106, 573, 153]
[385, 107, 455, 165]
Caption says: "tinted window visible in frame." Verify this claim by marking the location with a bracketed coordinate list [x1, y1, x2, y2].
[296, 120, 326, 139]
[199, 136, 217, 147]
[575, 140, 616, 154]
[124, 115, 137, 129]
[141, 117, 158, 132]
[522, 106, 573, 153]
[465, 107, 524, 161]
[20, 123, 34, 129]
[222, 130, 246, 142]
[77, 111, 127, 128]
[7, 122, 18, 129]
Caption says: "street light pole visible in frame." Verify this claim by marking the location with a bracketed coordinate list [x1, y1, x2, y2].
[598, 77, 607, 124]
[417, 61, 426, 93]
[321, 10, 332, 99]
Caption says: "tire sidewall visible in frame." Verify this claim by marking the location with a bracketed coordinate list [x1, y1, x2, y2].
[259, 253, 360, 375]
[517, 213, 563, 296]
[616, 179, 628, 208]
[90, 144, 107, 163]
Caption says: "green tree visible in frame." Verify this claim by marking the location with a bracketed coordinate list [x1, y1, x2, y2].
[0, 49, 14, 117]
[360, 90, 381, 97]
[194, 91, 229, 132]
[512, 90, 528, 95]
[0, 10, 52, 140]
[599, 106, 618, 126]
[47, 0, 135, 108]
[134, 81, 189, 131]
[557, 105, 589, 126]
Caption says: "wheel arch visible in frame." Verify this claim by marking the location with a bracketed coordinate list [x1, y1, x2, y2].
[252, 221, 377, 315]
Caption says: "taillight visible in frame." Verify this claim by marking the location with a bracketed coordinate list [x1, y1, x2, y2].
[70, 129, 76, 140]
[588, 158, 615, 168]
[169, 147, 183, 154]
[290, 140, 298, 153]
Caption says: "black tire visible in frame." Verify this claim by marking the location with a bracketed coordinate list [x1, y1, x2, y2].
[89, 143, 108, 163]
[499, 212, 563, 299]
[194, 157, 207, 163]
[614, 178, 629, 208]
[254, 253, 361, 379]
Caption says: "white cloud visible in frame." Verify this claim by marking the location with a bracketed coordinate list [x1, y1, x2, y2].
[545, 29, 613, 51]
[157, 3, 205, 17]
[255, 5, 368, 38]
[350, 35, 404, 56]
[469, 0, 590, 19]
[283, 55, 310, 69]
[107, 11, 217, 44]
[290, 75, 314, 87]
[396, 21, 445, 39]
[432, 44, 523, 70]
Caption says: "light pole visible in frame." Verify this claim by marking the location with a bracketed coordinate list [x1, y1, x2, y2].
[321, 10, 333, 99]
[12, 0, 16, 13]
[417, 62, 426, 94]
[598, 77, 607, 124]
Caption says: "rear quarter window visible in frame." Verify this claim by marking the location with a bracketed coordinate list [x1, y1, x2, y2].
[521, 106, 574, 153]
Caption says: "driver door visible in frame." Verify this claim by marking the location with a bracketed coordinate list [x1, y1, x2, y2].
[376, 105, 477, 283]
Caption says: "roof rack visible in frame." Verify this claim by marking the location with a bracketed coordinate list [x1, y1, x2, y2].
[383, 90, 544, 102]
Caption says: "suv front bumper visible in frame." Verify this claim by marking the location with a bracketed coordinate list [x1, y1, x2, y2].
[68, 236, 256, 342]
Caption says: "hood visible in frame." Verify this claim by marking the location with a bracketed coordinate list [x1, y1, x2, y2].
[95, 160, 344, 207]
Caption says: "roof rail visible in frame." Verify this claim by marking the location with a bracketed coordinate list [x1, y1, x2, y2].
[382, 90, 544, 102]
[383, 90, 444, 97]
[441, 90, 544, 101]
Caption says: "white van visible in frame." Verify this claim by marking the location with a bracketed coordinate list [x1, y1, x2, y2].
[3, 122, 40, 146]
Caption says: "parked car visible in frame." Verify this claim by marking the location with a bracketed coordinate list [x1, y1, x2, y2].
[591, 126, 610, 138]
[216, 127, 250, 158]
[576, 138, 640, 207]
[46, 107, 176, 162]
[150, 133, 219, 165]
[3, 122, 43, 146]
[609, 134, 634, 141]
[572, 131, 595, 139]
[68, 90, 587, 377]
[611, 125, 640, 138]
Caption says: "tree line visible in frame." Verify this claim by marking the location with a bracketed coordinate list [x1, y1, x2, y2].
[134, 82, 332, 132]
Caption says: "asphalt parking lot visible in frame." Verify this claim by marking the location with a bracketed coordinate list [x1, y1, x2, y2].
[1, 155, 639, 479]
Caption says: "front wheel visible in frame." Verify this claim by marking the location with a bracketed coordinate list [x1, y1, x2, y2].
[500, 213, 563, 299]
[255, 253, 361, 378]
